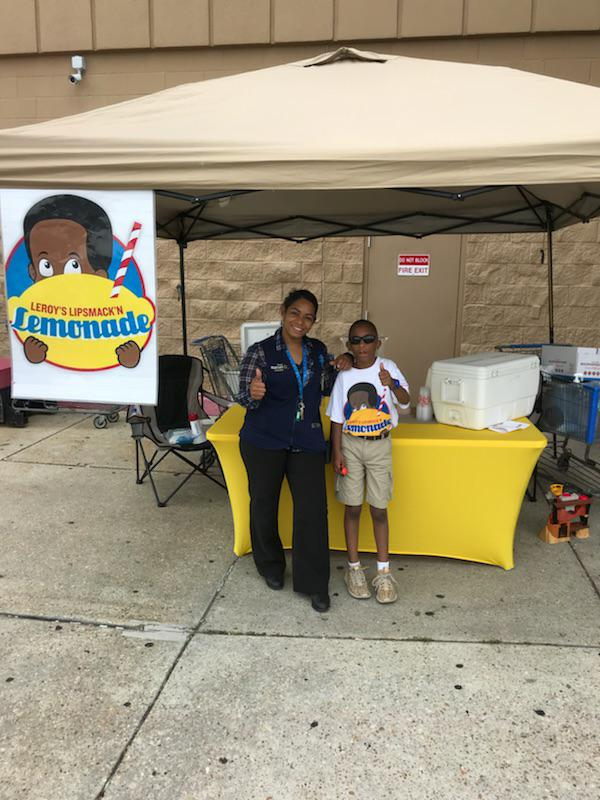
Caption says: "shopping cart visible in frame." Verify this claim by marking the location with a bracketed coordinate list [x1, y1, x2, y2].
[494, 346, 600, 492]
[539, 376, 600, 470]
[11, 397, 123, 429]
[192, 335, 241, 403]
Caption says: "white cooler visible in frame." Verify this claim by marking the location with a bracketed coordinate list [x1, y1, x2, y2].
[427, 352, 540, 430]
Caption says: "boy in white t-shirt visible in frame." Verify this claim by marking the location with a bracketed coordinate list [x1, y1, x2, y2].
[326, 319, 409, 603]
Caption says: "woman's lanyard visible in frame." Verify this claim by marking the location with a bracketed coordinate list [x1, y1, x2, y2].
[285, 344, 308, 422]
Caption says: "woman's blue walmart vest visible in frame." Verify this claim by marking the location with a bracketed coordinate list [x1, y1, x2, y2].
[240, 334, 327, 452]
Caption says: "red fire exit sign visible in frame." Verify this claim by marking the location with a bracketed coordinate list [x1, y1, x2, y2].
[397, 254, 430, 276]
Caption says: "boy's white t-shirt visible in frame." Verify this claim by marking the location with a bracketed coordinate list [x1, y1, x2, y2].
[326, 357, 409, 437]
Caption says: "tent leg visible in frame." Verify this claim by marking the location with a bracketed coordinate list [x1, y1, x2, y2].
[178, 240, 188, 355]
[546, 212, 555, 345]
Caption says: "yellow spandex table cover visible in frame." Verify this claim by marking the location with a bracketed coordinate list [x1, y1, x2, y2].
[208, 404, 546, 570]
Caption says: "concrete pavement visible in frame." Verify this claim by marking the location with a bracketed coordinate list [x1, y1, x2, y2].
[0, 413, 598, 800]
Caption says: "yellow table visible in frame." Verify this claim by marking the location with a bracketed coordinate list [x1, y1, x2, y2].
[208, 404, 546, 570]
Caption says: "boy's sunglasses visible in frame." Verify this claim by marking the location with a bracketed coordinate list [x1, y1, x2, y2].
[349, 334, 377, 344]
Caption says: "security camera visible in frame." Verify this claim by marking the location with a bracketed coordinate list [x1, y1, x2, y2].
[68, 55, 86, 85]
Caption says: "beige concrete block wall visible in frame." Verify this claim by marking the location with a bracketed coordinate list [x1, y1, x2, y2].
[2, 0, 600, 56]
[274, 0, 334, 43]
[335, 0, 399, 40]
[38, 0, 94, 52]
[94, 0, 151, 50]
[534, 1, 600, 33]
[212, 0, 271, 46]
[465, 0, 533, 35]
[460, 222, 600, 354]
[151, 0, 210, 49]
[401, 0, 463, 38]
[153, 237, 364, 357]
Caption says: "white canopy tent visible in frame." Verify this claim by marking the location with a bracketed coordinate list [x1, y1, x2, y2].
[2, 47, 600, 348]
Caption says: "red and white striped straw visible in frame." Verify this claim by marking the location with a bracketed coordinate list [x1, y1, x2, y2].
[110, 221, 142, 298]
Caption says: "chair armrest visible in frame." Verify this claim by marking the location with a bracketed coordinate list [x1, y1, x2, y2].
[126, 413, 150, 423]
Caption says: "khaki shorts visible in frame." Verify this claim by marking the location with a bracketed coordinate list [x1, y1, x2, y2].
[335, 433, 394, 509]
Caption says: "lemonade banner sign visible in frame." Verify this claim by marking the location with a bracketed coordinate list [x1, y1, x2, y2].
[0, 189, 157, 404]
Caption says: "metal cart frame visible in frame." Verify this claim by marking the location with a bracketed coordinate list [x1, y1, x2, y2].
[11, 397, 123, 429]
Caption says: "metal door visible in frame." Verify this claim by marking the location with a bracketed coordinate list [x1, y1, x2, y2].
[364, 235, 464, 398]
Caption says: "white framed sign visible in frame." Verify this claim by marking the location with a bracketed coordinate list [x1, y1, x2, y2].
[0, 189, 157, 404]
[397, 254, 430, 276]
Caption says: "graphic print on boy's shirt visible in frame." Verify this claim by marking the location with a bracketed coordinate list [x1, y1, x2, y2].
[343, 381, 392, 437]
[326, 358, 410, 437]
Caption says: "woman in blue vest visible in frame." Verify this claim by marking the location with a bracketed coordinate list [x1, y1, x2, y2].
[237, 289, 352, 612]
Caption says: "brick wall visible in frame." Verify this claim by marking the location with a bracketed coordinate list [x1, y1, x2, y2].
[461, 222, 600, 353]
[3, 0, 600, 58]
[154, 236, 364, 357]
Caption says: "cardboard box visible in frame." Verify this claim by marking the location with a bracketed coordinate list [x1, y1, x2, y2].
[541, 345, 600, 378]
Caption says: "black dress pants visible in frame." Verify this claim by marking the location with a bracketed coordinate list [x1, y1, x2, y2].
[240, 440, 330, 595]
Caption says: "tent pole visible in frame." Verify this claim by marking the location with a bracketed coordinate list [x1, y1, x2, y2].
[178, 240, 188, 355]
[545, 210, 555, 345]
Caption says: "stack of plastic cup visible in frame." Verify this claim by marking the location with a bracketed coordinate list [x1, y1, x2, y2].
[416, 386, 433, 422]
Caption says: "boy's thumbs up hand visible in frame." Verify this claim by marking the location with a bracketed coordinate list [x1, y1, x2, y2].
[250, 367, 266, 401]
[379, 361, 393, 387]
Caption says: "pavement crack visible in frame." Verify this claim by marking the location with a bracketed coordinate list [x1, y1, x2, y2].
[193, 556, 239, 630]
[94, 554, 238, 800]
[0, 610, 146, 632]
[569, 540, 600, 601]
[194, 628, 600, 650]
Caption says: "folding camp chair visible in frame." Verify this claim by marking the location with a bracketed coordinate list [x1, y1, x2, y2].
[193, 335, 241, 402]
[127, 354, 227, 507]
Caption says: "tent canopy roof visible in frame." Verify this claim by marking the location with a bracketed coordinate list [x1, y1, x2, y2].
[1, 47, 600, 241]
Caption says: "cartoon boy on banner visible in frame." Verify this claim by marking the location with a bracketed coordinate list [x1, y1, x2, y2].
[1, 189, 157, 404]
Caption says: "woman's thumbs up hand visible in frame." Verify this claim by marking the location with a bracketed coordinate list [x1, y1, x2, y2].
[378, 361, 393, 388]
[249, 367, 267, 401]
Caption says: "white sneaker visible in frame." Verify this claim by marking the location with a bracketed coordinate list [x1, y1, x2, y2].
[372, 569, 398, 604]
[344, 565, 371, 599]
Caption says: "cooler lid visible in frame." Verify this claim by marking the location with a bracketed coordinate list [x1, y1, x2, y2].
[430, 351, 540, 379]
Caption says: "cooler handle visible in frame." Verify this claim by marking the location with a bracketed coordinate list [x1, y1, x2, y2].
[441, 377, 464, 404]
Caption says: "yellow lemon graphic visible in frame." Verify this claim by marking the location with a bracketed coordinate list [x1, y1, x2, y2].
[347, 407, 392, 436]
[350, 408, 390, 426]
[8, 273, 155, 371]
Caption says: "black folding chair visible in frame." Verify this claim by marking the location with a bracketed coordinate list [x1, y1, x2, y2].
[127, 354, 227, 507]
